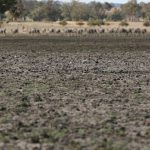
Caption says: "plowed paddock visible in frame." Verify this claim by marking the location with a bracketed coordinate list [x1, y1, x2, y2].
[0, 35, 150, 150]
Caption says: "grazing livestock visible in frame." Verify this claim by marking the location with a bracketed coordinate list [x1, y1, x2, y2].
[88, 29, 97, 34]
[98, 28, 105, 34]
[108, 28, 115, 33]
[63, 28, 77, 36]
[77, 29, 84, 34]
[128, 28, 133, 34]
[41, 28, 47, 34]
[134, 28, 141, 34]
[29, 28, 40, 34]
[49, 28, 55, 33]
[11, 28, 19, 34]
[119, 28, 128, 34]
[55, 29, 61, 34]
[0, 26, 148, 36]
[131, 28, 147, 35]
[65, 29, 74, 34]
[0, 28, 6, 34]
[141, 29, 147, 34]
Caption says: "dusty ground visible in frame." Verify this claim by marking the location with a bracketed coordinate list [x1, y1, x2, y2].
[0, 35, 150, 150]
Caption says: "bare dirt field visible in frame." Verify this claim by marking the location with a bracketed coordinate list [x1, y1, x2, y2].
[0, 35, 150, 150]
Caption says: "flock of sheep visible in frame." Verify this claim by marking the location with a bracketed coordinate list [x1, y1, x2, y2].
[0, 27, 148, 35]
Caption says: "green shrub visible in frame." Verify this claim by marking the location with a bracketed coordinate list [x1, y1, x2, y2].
[143, 21, 150, 27]
[76, 21, 85, 26]
[88, 19, 105, 26]
[105, 22, 110, 26]
[59, 20, 68, 26]
[107, 13, 123, 21]
[119, 21, 129, 26]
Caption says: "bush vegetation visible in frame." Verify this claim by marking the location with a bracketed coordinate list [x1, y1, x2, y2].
[119, 21, 129, 26]
[1, 0, 150, 23]
[143, 21, 150, 27]
[59, 20, 68, 26]
[76, 21, 85, 26]
[88, 19, 105, 26]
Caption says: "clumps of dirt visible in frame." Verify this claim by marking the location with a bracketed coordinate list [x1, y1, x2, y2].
[0, 36, 150, 150]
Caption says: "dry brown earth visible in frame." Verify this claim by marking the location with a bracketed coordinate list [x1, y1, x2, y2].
[0, 35, 150, 150]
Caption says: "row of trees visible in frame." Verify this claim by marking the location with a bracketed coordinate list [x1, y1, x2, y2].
[122, 0, 150, 21]
[0, 0, 23, 20]
[0, 0, 150, 22]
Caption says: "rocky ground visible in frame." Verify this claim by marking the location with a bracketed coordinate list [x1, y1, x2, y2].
[0, 35, 150, 150]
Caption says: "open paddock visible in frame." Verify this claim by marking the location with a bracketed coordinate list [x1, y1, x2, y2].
[0, 21, 149, 35]
[0, 35, 150, 149]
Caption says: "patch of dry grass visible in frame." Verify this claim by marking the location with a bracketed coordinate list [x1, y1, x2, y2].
[2, 21, 150, 33]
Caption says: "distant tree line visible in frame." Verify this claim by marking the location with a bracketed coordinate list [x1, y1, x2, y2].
[0, 0, 150, 22]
